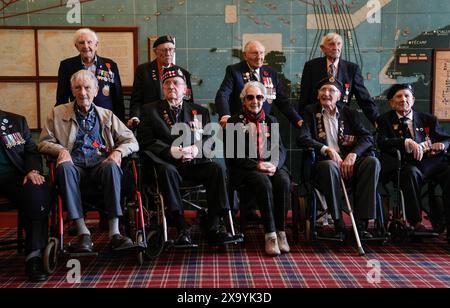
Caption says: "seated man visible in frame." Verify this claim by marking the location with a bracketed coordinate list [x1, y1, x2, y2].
[39, 70, 139, 253]
[297, 77, 380, 239]
[377, 83, 450, 238]
[137, 66, 233, 246]
[225, 81, 291, 256]
[0, 110, 51, 282]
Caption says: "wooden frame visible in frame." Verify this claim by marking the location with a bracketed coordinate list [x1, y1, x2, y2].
[0, 26, 138, 130]
[432, 48, 450, 122]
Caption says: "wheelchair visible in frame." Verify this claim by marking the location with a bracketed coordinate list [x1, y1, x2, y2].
[379, 149, 445, 242]
[141, 154, 244, 258]
[43, 154, 147, 273]
[295, 149, 390, 255]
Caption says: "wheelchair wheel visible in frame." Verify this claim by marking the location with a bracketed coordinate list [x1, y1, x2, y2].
[136, 231, 145, 266]
[43, 237, 58, 274]
[146, 225, 164, 259]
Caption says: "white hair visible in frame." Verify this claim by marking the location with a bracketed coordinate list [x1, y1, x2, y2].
[239, 81, 267, 102]
[73, 28, 98, 45]
[320, 32, 343, 46]
[70, 70, 98, 89]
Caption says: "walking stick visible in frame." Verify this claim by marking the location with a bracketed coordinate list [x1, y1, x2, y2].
[340, 177, 365, 256]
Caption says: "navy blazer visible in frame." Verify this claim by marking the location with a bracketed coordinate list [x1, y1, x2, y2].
[297, 103, 375, 159]
[215, 61, 302, 127]
[0, 110, 42, 175]
[298, 57, 379, 124]
[377, 110, 450, 174]
[129, 60, 193, 119]
[56, 55, 125, 121]
[137, 100, 211, 167]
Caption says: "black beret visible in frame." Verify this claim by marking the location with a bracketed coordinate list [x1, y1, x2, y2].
[316, 77, 343, 94]
[153, 35, 175, 48]
[386, 83, 414, 100]
[162, 66, 185, 83]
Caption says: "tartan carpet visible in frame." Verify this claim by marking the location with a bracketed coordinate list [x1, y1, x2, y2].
[0, 224, 449, 288]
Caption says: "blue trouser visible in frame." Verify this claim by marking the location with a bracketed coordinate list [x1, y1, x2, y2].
[56, 161, 123, 220]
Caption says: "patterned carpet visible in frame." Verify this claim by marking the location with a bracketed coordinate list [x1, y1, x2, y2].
[1, 223, 449, 288]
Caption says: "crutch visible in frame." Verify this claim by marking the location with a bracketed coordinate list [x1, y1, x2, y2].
[340, 177, 365, 256]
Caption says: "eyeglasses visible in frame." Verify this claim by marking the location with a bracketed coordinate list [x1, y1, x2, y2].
[245, 94, 264, 101]
[319, 87, 338, 94]
[157, 48, 176, 54]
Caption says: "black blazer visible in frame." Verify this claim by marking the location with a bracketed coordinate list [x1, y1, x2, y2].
[0, 110, 42, 175]
[225, 113, 287, 173]
[56, 55, 125, 121]
[215, 60, 302, 126]
[137, 100, 211, 167]
[377, 110, 450, 174]
[297, 104, 375, 159]
[298, 56, 379, 124]
[129, 60, 193, 119]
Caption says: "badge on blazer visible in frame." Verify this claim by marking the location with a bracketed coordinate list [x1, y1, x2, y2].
[102, 85, 110, 96]
[1, 132, 25, 149]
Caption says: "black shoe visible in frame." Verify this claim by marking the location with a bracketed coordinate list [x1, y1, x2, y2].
[109, 234, 134, 250]
[207, 229, 234, 246]
[175, 229, 193, 246]
[359, 230, 374, 239]
[69, 234, 93, 253]
[25, 257, 48, 282]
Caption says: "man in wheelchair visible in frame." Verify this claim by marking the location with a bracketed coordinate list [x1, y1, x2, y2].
[297, 77, 381, 240]
[138, 66, 234, 247]
[39, 70, 139, 253]
[377, 83, 450, 241]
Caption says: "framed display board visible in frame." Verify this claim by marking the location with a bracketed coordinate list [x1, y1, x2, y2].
[0, 26, 138, 129]
[432, 48, 450, 122]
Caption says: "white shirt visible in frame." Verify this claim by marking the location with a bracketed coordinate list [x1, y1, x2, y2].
[320, 108, 340, 155]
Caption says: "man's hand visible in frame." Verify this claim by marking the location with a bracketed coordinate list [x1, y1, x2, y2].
[56, 149, 72, 167]
[105, 150, 122, 167]
[431, 142, 445, 155]
[219, 116, 230, 129]
[325, 148, 343, 167]
[256, 161, 276, 176]
[127, 117, 140, 129]
[341, 153, 357, 180]
[23, 170, 45, 185]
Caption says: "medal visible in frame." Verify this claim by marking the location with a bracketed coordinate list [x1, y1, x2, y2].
[102, 85, 110, 96]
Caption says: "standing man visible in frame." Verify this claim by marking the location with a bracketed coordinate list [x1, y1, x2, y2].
[297, 78, 380, 239]
[215, 40, 303, 129]
[56, 28, 125, 122]
[298, 33, 379, 125]
[128, 35, 194, 128]
[0, 110, 50, 282]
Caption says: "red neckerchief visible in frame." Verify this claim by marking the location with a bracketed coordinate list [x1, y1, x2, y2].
[242, 106, 266, 161]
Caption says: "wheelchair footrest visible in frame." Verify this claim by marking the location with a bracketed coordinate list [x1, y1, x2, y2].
[66, 251, 98, 258]
[411, 231, 439, 238]
[173, 243, 199, 249]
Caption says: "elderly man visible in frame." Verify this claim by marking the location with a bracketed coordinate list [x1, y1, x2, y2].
[298, 33, 379, 125]
[138, 66, 233, 247]
[39, 70, 138, 253]
[377, 84, 450, 237]
[215, 40, 303, 129]
[56, 28, 125, 122]
[0, 110, 51, 282]
[297, 77, 380, 239]
[128, 35, 194, 128]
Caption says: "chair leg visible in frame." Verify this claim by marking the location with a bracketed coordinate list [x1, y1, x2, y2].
[291, 183, 300, 244]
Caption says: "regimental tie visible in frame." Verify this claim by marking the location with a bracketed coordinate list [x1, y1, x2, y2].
[250, 70, 259, 82]
[328, 63, 336, 79]
[399, 117, 412, 139]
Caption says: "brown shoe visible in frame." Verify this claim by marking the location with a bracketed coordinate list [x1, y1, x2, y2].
[414, 222, 428, 232]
